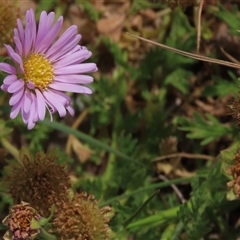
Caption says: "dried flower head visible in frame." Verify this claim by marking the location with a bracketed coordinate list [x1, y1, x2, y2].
[0, 1, 19, 47]
[226, 150, 240, 198]
[0, 9, 97, 129]
[229, 96, 240, 126]
[3, 148, 70, 216]
[52, 192, 114, 240]
[2, 201, 41, 240]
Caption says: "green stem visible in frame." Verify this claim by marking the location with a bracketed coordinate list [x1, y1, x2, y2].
[0, 138, 19, 162]
[41, 120, 134, 163]
[39, 228, 57, 240]
[126, 205, 179, 229]
[123, 189, 160, 228]
[101, 132, 117, 188]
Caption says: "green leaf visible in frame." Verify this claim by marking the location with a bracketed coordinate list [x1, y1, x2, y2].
[164, 68, 192, 94]
[202, 74, 238, 98]
[19, 147, 32, 164]
[211, 4, 240, 34]
[226, 187, 237, 201]
[77, 0, 99, 22]
[178, 112, 233, 145]
[36, 0, 58, 16]
[38, 205, 55, 226]
[30, 218, 41, 230]
[220, 141, 240, 178]
[0, 120, 13, 138]
[126, 206, 179, 229]
[123, 190, 160, 228]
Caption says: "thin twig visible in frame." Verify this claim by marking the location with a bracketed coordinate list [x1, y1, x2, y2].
[158, 173, 186, 203]
[127, 33, 240, 69]
[220, 47, 240, 64]
[197, 0, 204, 53]
[151, 152, 216, 162]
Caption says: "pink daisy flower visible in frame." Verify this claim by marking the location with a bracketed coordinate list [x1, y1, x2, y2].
[0, 9, 97, 130]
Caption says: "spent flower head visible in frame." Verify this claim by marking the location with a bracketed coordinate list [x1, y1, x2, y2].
[0, 1, 19, 48]
[0, 9, 97, 129]
[226, 150, 240, 199]
[3, 147, 70, 216]
[229, 96, 240, 127]
[52, 192, 114, 240]
[2, 201, 41, 240]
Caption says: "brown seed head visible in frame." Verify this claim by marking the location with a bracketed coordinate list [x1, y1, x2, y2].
[227, 150, 240, 198]
[3, 148, 71, 217]
[0, 1, 20, 47]
[52, 192, 114, 240]
[2, 201, 41, 240]
[229, 96, 240, 127]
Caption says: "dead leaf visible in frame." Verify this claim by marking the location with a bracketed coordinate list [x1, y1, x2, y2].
[71, 136, 92, 163]
[97, 14, 125, 41]
[156, 162, 173, 175]
[175, 169, 195, 178]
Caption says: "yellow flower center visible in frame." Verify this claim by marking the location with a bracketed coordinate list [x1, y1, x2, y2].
[23, 53, 54, 90]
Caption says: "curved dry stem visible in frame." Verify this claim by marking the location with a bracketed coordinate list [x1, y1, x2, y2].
[127, 32, 240, 69]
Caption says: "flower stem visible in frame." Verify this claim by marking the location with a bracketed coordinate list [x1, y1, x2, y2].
[0, 137, 19, 162]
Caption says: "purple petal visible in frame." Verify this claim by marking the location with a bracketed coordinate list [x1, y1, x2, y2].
[14, 28, 19, 39]
[48, 35, 81, 62]
[27, 81, 35, 89]
[28, 122, 36, 130]
[3, 75, 18, 85]
[46, 25, 78, 58]
[10, 96, 24, 119]
[49, 82, 92, 94]
[23, 90, 31, 113]
[5, 45, 24, 72]
[54, 75, 93, 84]
[35, 89, 46, 121]
[7, 80, 24, 93]
[26, 9, 36, 50]
[0, 63, 16, 74]
[49, 89, 71, 104]
[1, 84, 9, 91]
[9, 88, 24, 106]
[46, 90, 70, 109]
[21, 110, 29, 124]
[54, 50, 92, 68]
[24, 22, 32, 57]
[14, 36, 23, 56]
[43, 91, 67, 117]
[27, 96, 37, 130]
[36, 17, 63, 54]
[35, 11, 47, 48]
[35, 12, 55, 50]
[67, 105, 74, 116]
[54, 63, 97, 75]
[17, 18, 25, 44]
[33, 109, 39, 123]
[55, 45, 80, 62]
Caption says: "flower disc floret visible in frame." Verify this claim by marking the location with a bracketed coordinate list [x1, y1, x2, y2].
[24, 53, 54, 90]
[0, 9, 97, 129]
